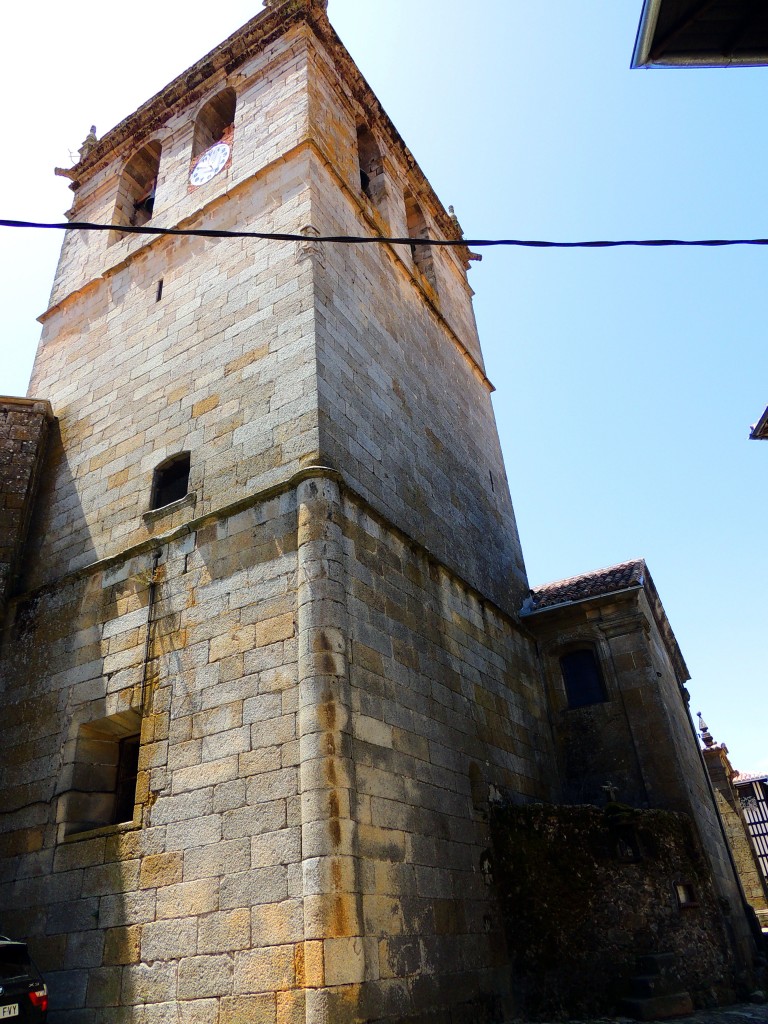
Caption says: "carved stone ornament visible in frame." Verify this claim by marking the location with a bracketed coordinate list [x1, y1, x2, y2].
[297, 224, 324, 265]
[78, 126, 98, 161]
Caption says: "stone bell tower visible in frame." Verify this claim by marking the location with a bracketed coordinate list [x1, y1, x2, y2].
[0, 2, 557, 1022]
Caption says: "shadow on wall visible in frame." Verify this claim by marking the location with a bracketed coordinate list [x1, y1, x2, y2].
[0, 426, 145, 1017]
[491, 801, 752, 1019]
[17, 420, 99, 591]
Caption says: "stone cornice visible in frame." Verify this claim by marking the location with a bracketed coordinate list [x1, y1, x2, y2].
[5, 465, 531, 645]
[0, 397, 55, 420]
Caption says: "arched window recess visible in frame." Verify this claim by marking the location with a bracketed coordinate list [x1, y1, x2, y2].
[405, 191, 437, 293]
[110, 141, 162, 243]
[356, 125, 387, 213]
[189, 88, 236, 189]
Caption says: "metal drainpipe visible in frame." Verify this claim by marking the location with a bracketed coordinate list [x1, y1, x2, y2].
[139, 549, 161, 713]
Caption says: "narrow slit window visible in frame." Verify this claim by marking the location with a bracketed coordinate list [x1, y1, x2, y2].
[113, 735, 140, 825]
[560, 648, 608, 709]
[151, 452, 191, 510]
[156, 279, 164, 302]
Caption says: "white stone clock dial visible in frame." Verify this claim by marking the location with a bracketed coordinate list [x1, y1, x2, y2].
[189, 142, 231, 186]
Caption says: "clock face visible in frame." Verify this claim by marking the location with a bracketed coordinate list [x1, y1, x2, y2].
[189, 142, 231, 187]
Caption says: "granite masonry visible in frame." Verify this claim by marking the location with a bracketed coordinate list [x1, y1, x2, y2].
[0, 2, 762, 1022]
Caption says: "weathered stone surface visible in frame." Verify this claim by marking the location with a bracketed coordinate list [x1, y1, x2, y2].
[493, 803, 743, 1018]
[0, 2, 755, 1024]
[0, 398, 53, 610]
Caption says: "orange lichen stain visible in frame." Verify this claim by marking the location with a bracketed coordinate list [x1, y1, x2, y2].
[328, 788, 342, 846]
[319, 700, 337, 731]
[325, 758, 338, 788]
[322, 652, 337, 674]
[225, 345, 268, 375]
[294, 942, 305, 987]
[331, 860, 343, 892]
[330, 895, 348, 937]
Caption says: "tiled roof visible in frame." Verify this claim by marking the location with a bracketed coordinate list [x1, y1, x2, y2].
[523, 559, 647, 614]
[734, 771, 768, 785]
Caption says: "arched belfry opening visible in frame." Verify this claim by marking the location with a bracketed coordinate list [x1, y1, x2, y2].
[405, 190, 437, 291]
[356, 124, 386, 212]
[192, 88, 237, 160]
[110, 140, 162, 241]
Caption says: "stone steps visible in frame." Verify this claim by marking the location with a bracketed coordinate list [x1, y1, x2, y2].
[620, 953, 694, 1021]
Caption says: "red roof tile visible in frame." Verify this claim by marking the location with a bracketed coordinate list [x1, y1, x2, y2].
[524, 559, 646, 613]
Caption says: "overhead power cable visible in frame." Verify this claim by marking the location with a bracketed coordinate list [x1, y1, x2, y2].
[2, 218, 768, 249]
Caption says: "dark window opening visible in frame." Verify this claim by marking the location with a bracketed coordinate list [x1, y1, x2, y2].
[111, 141, 162, 242]
[615, 829, 642, 862]
[59, 710, 142, 837]
[192, 88, 237, 160]
[560, 648, 608, 709]
[133, 188, 155, 224]
[151, 452, 191, 510]
[675, 882, 697, 908]
[357, 125, 386, 209]
[156, 279, 164, 302]
[405, 191, 437, 292]
[113, 735, 140, 825]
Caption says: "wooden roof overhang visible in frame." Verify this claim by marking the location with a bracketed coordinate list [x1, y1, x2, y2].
[633, 0, 768, 68]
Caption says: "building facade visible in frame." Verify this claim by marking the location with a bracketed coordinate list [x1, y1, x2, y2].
[0, 2, 761, 1021]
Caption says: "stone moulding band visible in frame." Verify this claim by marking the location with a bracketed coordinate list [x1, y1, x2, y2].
[9, 465, 533, 641]
[39, 135, 492, 394]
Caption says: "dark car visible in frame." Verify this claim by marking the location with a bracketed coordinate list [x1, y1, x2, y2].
[0, 938, 48, 1021]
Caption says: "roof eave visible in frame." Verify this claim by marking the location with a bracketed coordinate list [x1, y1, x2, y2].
[632, 0, 663, 68]
[750, 406, 768, 440]
[632, 0, 768, 69]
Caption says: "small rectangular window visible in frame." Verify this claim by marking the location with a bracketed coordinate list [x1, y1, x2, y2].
[675, 882, 697, 908]
[560, 649, 607, 709]
[58, 711, 142, 838]
[151, 452, 191, 510]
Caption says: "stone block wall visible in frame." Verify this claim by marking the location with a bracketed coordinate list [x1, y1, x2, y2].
[525, 583, 758, 968]
[310, 148, 527, 615]
[0, 487, 302, 1023]
[0, 398, 53, 610]
[27, 166, 318, 590]
[328, 489, 553, 1023]
[0, 473, 555, 1023]
[492, 803, 749, 1018]
[48, 21, 315, 309]
[703, 746, 768, 927]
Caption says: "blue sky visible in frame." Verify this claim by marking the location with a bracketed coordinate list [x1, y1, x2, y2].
[2, 2, 766, 772]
